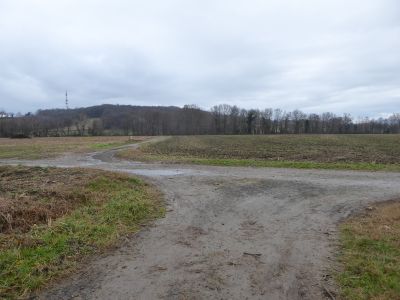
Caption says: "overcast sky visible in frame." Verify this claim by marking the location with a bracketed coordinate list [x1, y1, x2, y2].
[0, 0, 399, 117]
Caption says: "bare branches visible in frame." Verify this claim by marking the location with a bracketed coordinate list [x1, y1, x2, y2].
[0, 104, 399, 137]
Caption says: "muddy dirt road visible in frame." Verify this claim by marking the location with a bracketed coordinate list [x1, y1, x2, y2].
[2, 141, 400, 299]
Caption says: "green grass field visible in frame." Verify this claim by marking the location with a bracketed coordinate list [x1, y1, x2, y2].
[0, 166, 164, 299]
[338, 201, 400, 299]
[118, 135, 400, 171]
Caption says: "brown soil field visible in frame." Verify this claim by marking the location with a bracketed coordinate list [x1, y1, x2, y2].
[137, 135, 400, 164]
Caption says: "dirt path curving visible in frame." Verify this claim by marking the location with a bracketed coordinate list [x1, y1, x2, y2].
[1, 139, 400, 299]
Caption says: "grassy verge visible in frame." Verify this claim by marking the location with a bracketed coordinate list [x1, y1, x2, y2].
[0, 166, 164, 299]
[337, 201, 400, 299]
[0, 136, 149, 160]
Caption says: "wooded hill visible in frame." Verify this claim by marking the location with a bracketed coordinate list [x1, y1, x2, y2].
[0, 104, 399, 137]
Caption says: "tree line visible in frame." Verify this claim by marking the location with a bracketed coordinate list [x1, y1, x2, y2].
[0, 104, 399, 137]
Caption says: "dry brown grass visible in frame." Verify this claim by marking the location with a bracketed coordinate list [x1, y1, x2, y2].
[0, 136, 150, 159]
[338, 200, 400, 299]
[345, 201, 400, 245]
[0, 166, 116, 235]
[0, 165, 164, 298]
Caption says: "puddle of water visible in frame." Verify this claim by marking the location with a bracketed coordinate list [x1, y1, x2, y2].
[127, 169, 186, 176]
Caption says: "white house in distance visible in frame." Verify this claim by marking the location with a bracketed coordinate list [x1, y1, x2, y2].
[0, 111, 9, 118]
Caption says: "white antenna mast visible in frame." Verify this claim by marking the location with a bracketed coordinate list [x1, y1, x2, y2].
[65, 90, 69, 109]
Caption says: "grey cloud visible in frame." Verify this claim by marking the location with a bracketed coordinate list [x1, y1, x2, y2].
[0, 0, 399, 116]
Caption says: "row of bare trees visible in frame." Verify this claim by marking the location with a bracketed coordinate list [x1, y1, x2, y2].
[1, 104, 399, 137]
[209, 105, 400, 135]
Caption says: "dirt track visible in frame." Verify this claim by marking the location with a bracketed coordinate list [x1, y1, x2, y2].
[2, 140, 400, 300]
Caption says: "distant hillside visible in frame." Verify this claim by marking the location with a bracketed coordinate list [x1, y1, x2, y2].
[0, 104, 399, 137]
[36, 104, 183, 119]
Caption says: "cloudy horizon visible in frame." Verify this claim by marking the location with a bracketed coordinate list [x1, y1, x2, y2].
[0, 0, 399, 117]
